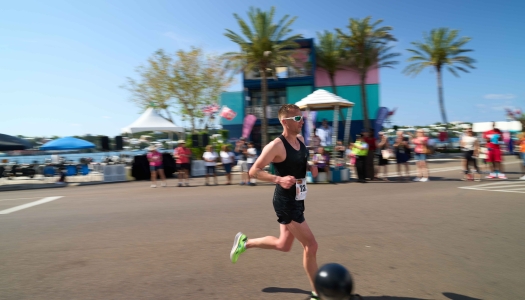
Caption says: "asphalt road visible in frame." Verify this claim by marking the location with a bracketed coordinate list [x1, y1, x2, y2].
[1, 159, 524, 300]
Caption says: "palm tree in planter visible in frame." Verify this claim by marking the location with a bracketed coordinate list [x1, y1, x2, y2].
[315, 30, 347, 96]
[224, 6, 302, 146]
[404, 28, 476, 125]
[337, 16, 399, 130]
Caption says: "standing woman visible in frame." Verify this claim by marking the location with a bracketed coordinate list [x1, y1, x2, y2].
[377, 132, 390, 181]
[203, 145, 218, 186]
[220, 145, 236, 185]
[461, 128, 481, 181]
[393, 131, 410, 181]
[411, 130, 430, 182]
[147, 145, 167, 188]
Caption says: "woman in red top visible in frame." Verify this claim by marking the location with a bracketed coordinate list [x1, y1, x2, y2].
[147, 146, 166, 188]
[410, 130, 429, 182]
[174, 140, 192, 187]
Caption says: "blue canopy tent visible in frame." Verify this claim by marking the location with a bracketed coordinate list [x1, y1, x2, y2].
[40, 137, 95, 150]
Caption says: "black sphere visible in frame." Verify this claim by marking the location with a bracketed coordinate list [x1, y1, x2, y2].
[314, 263, 354, 300]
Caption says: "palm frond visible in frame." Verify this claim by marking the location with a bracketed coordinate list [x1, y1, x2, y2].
[405, 27, 475, 79]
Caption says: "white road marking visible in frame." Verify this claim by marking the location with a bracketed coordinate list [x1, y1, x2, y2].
[459, 181, 525, 194]
[0, 196, 63, 214]
[0, 197, 41, 202]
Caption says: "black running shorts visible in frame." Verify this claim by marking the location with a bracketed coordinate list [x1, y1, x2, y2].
[273, 198, 305, 225]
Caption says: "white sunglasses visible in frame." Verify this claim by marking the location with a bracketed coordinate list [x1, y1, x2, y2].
[282, 115, 303, 122]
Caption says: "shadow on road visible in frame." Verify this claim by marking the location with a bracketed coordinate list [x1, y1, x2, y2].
[442, 292, 482, 300]
[261, 287, 310, 295]
[262, 287, 481, 300]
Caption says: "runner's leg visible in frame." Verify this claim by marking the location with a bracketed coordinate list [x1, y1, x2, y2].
[285, 221, 318, 293]
[245, 224, 295, 252]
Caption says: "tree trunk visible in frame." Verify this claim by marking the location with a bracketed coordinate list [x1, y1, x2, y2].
[360, 72, 370, 130]
[436, 67, 448, 125]
[330, 73, 337, 96]
[261, 67, 268, 147]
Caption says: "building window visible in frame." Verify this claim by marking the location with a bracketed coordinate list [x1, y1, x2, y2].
[248, 89, 286, 106]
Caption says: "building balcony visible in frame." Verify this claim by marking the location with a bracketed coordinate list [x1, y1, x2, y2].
[245, 105, 282, 119]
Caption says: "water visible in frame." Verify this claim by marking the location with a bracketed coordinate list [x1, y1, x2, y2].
[0, 150, 154, 165]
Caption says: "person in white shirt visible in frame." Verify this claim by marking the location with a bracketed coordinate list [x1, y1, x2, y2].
[246, 142, 258, 186]
[202, 145, 218, 186]
[317, 119, 333, 146]
[220, 145, 236, 185]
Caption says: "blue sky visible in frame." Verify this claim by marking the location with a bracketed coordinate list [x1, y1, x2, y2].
[1, 0, 524, 137]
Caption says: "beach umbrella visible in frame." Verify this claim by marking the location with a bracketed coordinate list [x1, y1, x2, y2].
[40, 136, 95, 150]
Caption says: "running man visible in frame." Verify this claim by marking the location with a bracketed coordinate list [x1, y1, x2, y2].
[229, 104, 320, 299]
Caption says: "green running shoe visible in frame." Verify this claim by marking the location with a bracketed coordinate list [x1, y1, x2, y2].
[310, 291, 320, 300]
[230, 232, 247, 263]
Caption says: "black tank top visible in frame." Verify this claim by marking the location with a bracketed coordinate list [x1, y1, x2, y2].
[273, 135, 308, 201]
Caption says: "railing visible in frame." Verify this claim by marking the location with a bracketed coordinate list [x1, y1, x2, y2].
[245, 105, 282, 119]
[244, 66, 312, 80]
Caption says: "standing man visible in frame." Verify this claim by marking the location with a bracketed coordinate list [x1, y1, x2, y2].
[518, 129, 525, 180]
[235, 137, 249, 185]
[174, 140, 191, 186]
[317, 119, 333, 147]
[363, 129, 377, 180]
[483, 122, 506, 179]
[229, 104, 320, 300]
[352, 134, 369, 183]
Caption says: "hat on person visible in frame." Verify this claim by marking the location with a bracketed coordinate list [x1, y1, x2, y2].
[177, 140, 186, 144]
[148, 145, 157, 151]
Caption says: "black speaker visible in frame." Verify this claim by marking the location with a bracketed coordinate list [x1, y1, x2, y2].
[192, 134, 199, 147]
[115, 136, 123, 151]
[100, 136, 110, 151]
[201, 134, 209, 147]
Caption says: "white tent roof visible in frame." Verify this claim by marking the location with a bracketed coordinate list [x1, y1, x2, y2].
[122, 108, 184, 134]
[472, 121, 522, 133]
[295, 89, 354, 110]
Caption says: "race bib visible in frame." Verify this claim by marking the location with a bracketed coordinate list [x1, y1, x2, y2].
[295, 178, 307, 201]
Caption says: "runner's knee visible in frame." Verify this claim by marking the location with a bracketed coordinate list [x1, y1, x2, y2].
[304, 240, 318, 255]
[276, 241, 292, 252]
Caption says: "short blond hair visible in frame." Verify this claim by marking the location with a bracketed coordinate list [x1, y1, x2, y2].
[278, 104, 300, 120]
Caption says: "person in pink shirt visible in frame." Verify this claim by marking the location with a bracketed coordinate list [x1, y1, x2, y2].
[147, 145, 166, 188]
[174, 140, 192, 187]
[410, 129, 429, 182]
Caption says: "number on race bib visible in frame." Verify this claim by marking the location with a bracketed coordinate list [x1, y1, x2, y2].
[295, 178, 307, 201]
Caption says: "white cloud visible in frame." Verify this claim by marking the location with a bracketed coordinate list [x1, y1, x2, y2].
[484, 94, 516, 100]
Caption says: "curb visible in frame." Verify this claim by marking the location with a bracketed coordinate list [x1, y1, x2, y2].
[0, 180, 131, 192]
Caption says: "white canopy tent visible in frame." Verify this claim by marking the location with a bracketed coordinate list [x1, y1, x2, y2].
[472, 121, 522, 133]
[295, 89, 355, 156]
[122, 108, 184, 140]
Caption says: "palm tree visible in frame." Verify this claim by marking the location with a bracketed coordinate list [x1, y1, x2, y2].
[404, 28, 476, 125]
[224, 7, 302, 146]
[315, 31, 347, 95]
[337, 16, 399, 130]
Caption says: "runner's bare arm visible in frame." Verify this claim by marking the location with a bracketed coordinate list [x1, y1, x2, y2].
[249, 141, 295, 188]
